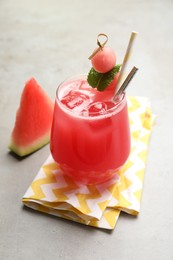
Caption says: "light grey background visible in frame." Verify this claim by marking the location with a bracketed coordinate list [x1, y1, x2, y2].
[0, 0, 173, 259]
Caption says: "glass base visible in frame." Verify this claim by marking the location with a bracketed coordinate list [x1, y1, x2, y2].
[59, 164, 121, 185]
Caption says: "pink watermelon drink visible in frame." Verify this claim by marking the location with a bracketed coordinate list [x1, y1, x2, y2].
[50, 75, 131, 184]
[50, 33, 134, 184]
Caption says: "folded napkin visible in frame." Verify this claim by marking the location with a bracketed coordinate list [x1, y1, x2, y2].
[22, 96, 155, 229]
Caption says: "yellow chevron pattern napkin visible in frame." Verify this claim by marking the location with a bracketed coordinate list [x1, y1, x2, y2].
[22, 96, 155, 229]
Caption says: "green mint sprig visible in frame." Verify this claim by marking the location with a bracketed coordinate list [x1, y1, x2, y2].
[87, 64, 121, 92]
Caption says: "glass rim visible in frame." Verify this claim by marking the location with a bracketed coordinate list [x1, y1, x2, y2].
[55, 74, 127, 120]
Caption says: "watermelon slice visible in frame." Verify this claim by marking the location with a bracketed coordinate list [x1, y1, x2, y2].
[9, 78, 54, 156]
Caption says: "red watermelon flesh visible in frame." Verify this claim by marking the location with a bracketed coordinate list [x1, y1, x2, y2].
[9, 78, 54, 156]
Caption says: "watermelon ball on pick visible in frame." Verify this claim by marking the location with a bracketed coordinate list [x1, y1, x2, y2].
[9, 78, 54, 156]
[91, 46, 116, 73]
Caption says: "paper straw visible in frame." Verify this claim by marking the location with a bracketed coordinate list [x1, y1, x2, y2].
[114, 31, 138, 95]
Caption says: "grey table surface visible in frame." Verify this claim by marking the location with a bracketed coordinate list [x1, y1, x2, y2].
[0, 0, 173, 259]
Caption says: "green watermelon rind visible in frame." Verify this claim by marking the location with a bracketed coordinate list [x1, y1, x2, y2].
[8, 133, 50, 157]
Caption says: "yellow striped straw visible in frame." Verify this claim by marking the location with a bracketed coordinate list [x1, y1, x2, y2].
[114, 31, 138, 95]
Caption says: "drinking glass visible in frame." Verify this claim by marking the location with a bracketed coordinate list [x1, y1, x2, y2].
[50, 75, 131, 185]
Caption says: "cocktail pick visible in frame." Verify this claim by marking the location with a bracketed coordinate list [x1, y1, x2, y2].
[88, 33, 108, 60]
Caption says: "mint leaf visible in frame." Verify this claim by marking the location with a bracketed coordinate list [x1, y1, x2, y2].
[87, 64, 121, 92]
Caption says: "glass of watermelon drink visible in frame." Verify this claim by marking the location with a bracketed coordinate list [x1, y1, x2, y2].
[50, 74, 131, 185]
